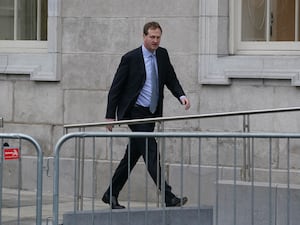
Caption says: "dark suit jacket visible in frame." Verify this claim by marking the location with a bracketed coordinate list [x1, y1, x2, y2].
[106, 46, 186, 120]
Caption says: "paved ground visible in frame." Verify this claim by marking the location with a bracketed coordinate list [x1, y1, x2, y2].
[1, 188, 158, 225]
[1, 188, 54, 225]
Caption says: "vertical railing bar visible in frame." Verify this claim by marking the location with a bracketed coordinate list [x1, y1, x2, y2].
[287, 138, 290, 225]
[79, 127, 85, 211]
[198, 137, 202, 223]
[251, 138, 255, 225]
[145, 137, 149, 225]
[157, 121, 164, 207]
[53, 139, 61, 225]
[36, 135, 43, 225]
[269, 137, 272, 225]
[156, 122, 160, 207]
[275, 185, 278, 225]
[242, 115, 247, 181]
[127, 137, 131, 225]
[73, 137, 80, 213]
[80, 128, 86, 211]
[233, 137, 237, 225]
[109, 136, 113, 225]
[215, 137, 220, 225]
[17, 138, 22, 225]
[92, 137, 96, 225]
[160, 133, 166, 225]
[74, 134, 82, 225]
[180, 137, 184, 207]
[0, 138, 3, 225]
[247, 115, 251, 181]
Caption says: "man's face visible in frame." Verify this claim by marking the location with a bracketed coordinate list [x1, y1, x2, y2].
[143, 28, 161, 52]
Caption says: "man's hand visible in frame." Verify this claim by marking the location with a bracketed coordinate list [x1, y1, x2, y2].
[106, 118, 115, 131]
[180, 96, 191, 110]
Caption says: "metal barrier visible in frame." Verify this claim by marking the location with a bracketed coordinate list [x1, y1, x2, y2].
[64, 107, 300, 182]
[53, 131, 300, 225]
[0, 133, 43, 225]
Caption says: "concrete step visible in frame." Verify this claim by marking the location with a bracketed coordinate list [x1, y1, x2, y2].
[218, 180, 300, 225]
[63, 206, 213, 225]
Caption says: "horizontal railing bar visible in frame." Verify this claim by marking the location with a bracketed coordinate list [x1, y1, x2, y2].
[64, 106, 300, 129]
[57, 131, 300, 141]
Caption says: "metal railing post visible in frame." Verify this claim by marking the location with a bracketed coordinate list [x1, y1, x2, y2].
[242, 114, 250, 181]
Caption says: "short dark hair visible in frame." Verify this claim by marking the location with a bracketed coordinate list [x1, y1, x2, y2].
[143, 21, 162, 35]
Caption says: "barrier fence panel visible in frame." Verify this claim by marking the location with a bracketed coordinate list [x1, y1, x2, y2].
[0, 133, 43, 225]
[53, 131, 300, 225]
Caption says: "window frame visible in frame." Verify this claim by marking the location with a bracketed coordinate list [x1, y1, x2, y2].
[198, 0, 300, 86]
[230, 0, 300, 55]
[0, 0, 61, 81]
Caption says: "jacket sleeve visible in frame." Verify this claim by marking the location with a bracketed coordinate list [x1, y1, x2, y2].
[163, 50, 186, 101]
[105, 55, 129, 119]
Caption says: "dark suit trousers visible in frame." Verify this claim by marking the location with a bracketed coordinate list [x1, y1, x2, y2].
[104, 104, 176, 202]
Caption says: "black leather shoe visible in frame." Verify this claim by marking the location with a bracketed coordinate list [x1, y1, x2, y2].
[166, 196, 188, 207]
[102, 193, 125, 209]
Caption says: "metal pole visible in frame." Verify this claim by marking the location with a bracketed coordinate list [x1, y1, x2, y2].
[80, 128, 86, 210]
[287, 138, 290, 225]
[242, 114, 251, 181]
[0, 139, 4, 225]
[233, 138, 237, 225]
[268, 138, 272, 225]
[17, 139, 22, 225]
[215, 137, 220, 225]
[92, 137, 96, 225]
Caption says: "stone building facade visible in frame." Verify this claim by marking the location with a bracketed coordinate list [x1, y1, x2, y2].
[1, 0, 300, 201]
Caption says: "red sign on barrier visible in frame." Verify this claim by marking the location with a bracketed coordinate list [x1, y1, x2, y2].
[4, 148, 20, 160]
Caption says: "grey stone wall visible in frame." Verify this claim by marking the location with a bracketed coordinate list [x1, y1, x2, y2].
[1, 0, 300, 200]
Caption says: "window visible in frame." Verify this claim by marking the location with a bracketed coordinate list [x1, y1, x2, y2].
[0, 0, 61, 81]
[231, 0, 300, 54]
[198, 0, 300, 86]
[0, 0, 47, 41]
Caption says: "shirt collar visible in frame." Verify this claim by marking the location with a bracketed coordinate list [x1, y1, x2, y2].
[142, 45, 156, 58]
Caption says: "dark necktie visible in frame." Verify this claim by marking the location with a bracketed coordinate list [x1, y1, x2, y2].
[149, 54, 158, 113]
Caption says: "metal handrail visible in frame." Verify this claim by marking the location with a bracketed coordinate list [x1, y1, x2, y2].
[64, 106, 300, 129]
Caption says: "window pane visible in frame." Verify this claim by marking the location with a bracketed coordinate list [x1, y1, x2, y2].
[18, 0, 37, 40]
[41, 0, 47, 40]
[0, 0, 14, 40]
[242, 0, 267, 41]
[0, 0, 47, 40]
[270, 0, 295, 41]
